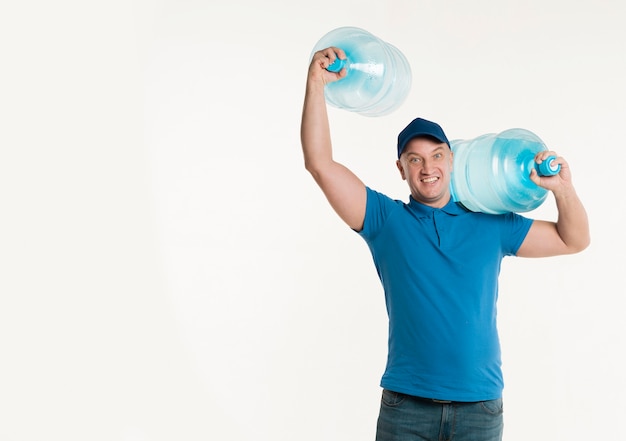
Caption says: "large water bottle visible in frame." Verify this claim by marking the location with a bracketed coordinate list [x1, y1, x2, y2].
[450, 128, 561, 214]
[310, 27, 412, 117]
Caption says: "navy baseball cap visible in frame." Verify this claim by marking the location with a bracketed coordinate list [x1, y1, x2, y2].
[397, 117, 450, 158]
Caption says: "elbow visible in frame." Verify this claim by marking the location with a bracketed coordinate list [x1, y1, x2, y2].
[577, 227, 592, 252]
[303, 157, 316, 174]
[566, 235, 591, 255]
[303, 157, 331, 183]
[578, 236, 592, 253]
[304, 159, 321, 181]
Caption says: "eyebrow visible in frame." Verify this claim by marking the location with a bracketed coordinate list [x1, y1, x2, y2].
[406, 146, 446, 157]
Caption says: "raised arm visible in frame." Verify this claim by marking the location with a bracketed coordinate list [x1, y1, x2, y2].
[300, 47, 367, 231]
[517, 151, 590, 257]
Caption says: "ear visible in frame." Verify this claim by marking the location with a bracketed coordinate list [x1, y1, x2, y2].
[449, 150, 454, 171]
[396, 159, 406, 180]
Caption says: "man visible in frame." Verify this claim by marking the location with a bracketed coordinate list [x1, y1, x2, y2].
[300, 46, 590, 441]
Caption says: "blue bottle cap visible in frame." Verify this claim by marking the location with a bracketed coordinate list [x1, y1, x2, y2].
[536, 155, 561, 176]
[326, 57, 347, 73]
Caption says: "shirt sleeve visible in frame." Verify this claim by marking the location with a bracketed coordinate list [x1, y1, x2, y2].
[358, 187, 403, 242]
[501, 212, 534, 256]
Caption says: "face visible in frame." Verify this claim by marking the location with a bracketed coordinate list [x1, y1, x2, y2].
[396, 137, 454, 208]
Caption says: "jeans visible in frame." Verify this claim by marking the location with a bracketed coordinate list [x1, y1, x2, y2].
[375, 389, 503, 441]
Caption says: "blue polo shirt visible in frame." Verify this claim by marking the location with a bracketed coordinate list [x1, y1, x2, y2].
[359, 187, 533, 401]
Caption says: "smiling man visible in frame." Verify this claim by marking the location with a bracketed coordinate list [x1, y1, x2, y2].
[300, 46, 590, 441]
[395, 118, 454, 208]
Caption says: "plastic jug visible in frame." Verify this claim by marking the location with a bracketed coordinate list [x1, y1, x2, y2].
[450, 128, 561, 214]
[310, 27, 412, 117]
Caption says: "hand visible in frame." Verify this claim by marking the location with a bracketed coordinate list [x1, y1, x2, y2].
[529, 151, 574, 195]
[308, 46, 348, 87]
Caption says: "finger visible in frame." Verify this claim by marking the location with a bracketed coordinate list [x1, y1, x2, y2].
[317, 46, 347, 65]
[317, 48, 335, 62]
[529, 168, 541, 185]
[534, 151, 553, 162]
[315, 53, 335, 70]
[328, 46, 347, 60]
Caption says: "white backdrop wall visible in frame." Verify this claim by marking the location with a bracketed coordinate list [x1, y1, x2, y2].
[1, 1, 625, 440]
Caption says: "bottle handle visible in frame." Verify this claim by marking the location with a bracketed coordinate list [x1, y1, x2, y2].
[536, 155, 561, 176]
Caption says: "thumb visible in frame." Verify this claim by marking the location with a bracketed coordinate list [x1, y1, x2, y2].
[529, 168, 542, 186]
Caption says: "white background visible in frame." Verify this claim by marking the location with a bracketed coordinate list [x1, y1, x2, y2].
[2, 1, 625, 440]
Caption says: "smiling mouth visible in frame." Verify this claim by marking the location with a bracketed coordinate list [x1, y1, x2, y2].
[421, 177, 439, 183]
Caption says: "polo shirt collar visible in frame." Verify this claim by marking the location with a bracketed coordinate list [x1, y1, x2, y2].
[408, 195, 469, 217]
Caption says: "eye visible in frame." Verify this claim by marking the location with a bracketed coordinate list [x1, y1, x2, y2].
[434, 153, 443, 159]
[409, 157, 422, 164]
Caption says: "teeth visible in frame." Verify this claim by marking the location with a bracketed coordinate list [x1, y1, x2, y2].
[422, 177, 438, 183]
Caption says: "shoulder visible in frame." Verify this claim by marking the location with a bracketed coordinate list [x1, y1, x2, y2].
[365, 187, 405, 210]
[359, 187, 406, 238]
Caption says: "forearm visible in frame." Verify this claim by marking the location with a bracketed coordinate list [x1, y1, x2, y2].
[300, 77, 333, 174]
[521, 153, 591, 256]
[554, 187, 590, 253]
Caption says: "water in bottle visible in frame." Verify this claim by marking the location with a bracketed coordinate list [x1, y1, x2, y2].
[310, 27, 412, 117]
[450, 128, 560, 214]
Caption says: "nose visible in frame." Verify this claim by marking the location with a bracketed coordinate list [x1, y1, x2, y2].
[421, 158, 434, 174]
